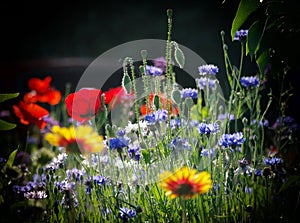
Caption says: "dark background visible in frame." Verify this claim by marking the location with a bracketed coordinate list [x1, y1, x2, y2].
[0, 0, 241, 93]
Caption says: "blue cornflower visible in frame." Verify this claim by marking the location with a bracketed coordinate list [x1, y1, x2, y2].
[145, 65, 163, 76]
[263, 157, 283, 166]
[200, 148, 215, 157]
[119, 207, 137, 221]
[170, 118, 181, 129]
[128, 144, 141, 161]
[219, 132, 245, 147]
[109, 137, 130, 150]
[234, 29, 248, 41]
[198, 64, 219, 75]
[197, 77, 217, 90]
[93, 175, 106, 186]
[145, 109, 168, 124]
[198, 122, 219, 134]
[180, 88, 198, 99]
[240, 76, 260, 88]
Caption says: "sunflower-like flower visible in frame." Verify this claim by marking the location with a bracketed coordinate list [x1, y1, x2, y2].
[159, 166, 212, 199]
[45, 125, 105, 154]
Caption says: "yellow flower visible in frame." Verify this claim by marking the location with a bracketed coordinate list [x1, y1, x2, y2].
[45, 125, 105, 154]
[159, 166, 212, 199]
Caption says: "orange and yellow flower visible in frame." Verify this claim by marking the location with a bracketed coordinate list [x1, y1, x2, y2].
[45, 125, 105, 154]
[159, 166, 212, 199]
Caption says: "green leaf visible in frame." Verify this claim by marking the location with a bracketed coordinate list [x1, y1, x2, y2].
[122, 73, 132, 94]
[173, 42, 185, 68]
[142, 149, 151, 165]
[0, 93, 19, 103]
[6, 149, 18, 168]
[246, 20, 267, 58]
[185, 98, 194, 109]
[256, 49, 269, 75]
[154, 95, 160, 109]
[172, 89, 181, 104]
[0, 119, 16, 130]
[231, 0, 260, 40]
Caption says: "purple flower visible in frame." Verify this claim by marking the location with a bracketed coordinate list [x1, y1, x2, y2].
[219, 132, 245, 147]
[66, 168, 86, 181]
[119, 207, 137, 221]
[45, 153, 67, 171]
[198, 122, 219, 134]
[272, 116, 298, 131]
[240, 76, 260, 88]
[234, 29, 248, 41]
[153, 57, 166, 72]
[128, 144, 141, 161]
[145, 109, 168, 124]
[198, 64, 219, 75]
[145, 65, 163, 76]
[250, 119, 269, 127]
[24, 191, 47, 199]
[180, 88, 198, 99]
[197, 77, 217, 90]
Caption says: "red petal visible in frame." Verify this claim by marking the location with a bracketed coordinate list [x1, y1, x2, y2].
[28, 76, 52, 94]
[38, 89, 62, 105]
[65, 88, 101, 122]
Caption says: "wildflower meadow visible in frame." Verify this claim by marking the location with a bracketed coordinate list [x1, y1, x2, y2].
[1, 1, 300, 223]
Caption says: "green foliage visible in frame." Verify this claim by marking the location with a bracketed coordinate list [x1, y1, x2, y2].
[0, 93, 19, 130]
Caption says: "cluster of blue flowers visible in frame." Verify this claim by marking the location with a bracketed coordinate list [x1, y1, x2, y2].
[219, 132, 245, 147]
[240, 76, 260, 88]
[263, 157, 283, 166]
[197, 77, 217, 90]
[180, 88, 198, 99]
[145, 109, 168, 124]
[119, 207, 137, 221]
[234, 29, 248, 41]
[109, 130, 130, 150]
[198, 122, 219, 134]
[198, 64, 219, 75]
[145, 65, 163, 76]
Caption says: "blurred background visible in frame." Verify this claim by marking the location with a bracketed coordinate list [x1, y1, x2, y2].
[0, 0, 241, 93]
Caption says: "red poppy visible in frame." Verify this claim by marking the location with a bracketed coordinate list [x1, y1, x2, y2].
[65, 88, 102, 122]
[24, 76, 61, 105]
[12, 101, 49, 129]
[140, 93, 178, 116]
[103, 86, 134, 110]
